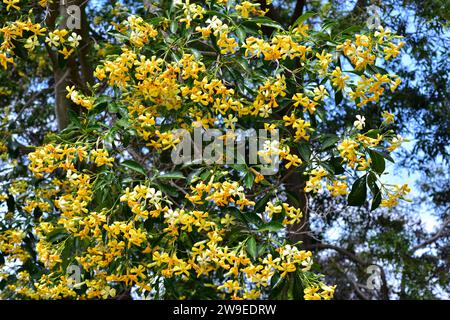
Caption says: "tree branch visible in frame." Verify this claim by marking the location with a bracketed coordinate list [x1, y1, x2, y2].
[290, 0, 306, 26]
[412, 217, 450, 252]
[335, 264, 370, 300]
[304, 243, 369, 266]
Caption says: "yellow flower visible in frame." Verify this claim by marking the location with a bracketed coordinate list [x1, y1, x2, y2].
[0, 52, 14, 70]
[313, 85, 329, 102]
[58, 47, 74, 60]
[304, 286, 321, 300]
[3, 0, 20, 11]
[218, 280, 241, 294]
[285, 154, 302, 169]
[220, 214, 236, 227]
[195, 26, 212, 38]
[91, 149, 114, 167]
[304, 167, 328, 193]
[265, 202, 282, 217]
[217, 32, 238, 54]
[327, 181, 348, 197]
[383, 41, 404, 60]
[338, 139, 359, 167]
[223, 114, 238, 129]
[382, 111, 395, 124]
[294, 23, 309, 37]
[315, 50, 332, 70]
[331, 67, 349, 91]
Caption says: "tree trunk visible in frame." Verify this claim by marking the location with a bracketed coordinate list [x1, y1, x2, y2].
[285, 169, 313, 246]
[47, 0, 90, 131]
[54, 68, 71, 131]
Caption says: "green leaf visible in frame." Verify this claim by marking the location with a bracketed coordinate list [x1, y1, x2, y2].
[93, 96, 110, 112]
[244, 172, 254, 189]
[61, 237, 75, 269]
[270, 274, 286, 299]
[367, 172, 382, 211]
[115, 118, 130, 129]
[368, 64, 390, 75]
[365, 129, 380, 139]
[157, 183, 179, 197]
[11, 39, 27, 60]
[230, 207, 262, 227]
[190, 48, 202, 60]
[121, 160, 146, 176]
[254, 193, 271, 213]
[259, 221, 284, 232]
[328, 157, 345, 175]
[170, 20, 178, 34]
[148, 17, 166, 26]
[292, 12, 316, 27]
[205, 10, 231, 21]
[347, 175, 367, 206]
[157, 171, 185, 180]
[293, 271, 305, 300]
[233, 56, 252, 75]
[371, 190, 382, 211]
[46, 228, 69, 244]
[298, 141, 311, 162]
[68, 110, 82, 128]
[186, 168, 204, 184]
[257, 244, 267, 257]
[235, 27, 246, 43]
[200, 169, 212, 181]
[320, 134, 340, 150]
[338, 25, 363, 36]
[377, 150, 395, 163]
[246, 237, 257, 259]
[368, 149, 386, 174]
[244, 212, 264, 227]
[245, 17, 284, 30]
[6, 194, 15, 212]
[367, 172, 378, 190]
[335, 89, 343, 106]
[107, 102, 119, 113]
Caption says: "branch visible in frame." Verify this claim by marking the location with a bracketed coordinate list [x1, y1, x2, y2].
[304, 243, 369, 266]
[126, 146, 149, 168]
[306, 242, 390, 299]
[335, 264, 370, 300]
[412, 217, 450, 252]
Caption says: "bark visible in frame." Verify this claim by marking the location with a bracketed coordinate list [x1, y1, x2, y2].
[78, 1, 95, 88]
[285, 169, 313, 246]
[257, 0, 281, 22]
[283, 0, 311, 246]
[54, 68, 71, 131]
[47, 0, 91, 131]
[290, 0, 306, 26]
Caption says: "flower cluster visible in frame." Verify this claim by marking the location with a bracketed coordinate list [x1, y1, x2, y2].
[0, 0, 411, 301]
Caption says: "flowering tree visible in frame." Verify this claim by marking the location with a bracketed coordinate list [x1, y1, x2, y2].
[0, 0, 409, 299]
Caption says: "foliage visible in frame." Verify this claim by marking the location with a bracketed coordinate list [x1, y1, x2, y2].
[0, 0, 413, 300]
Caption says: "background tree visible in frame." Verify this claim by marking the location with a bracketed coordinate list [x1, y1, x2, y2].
[263, 0, 449, 299]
